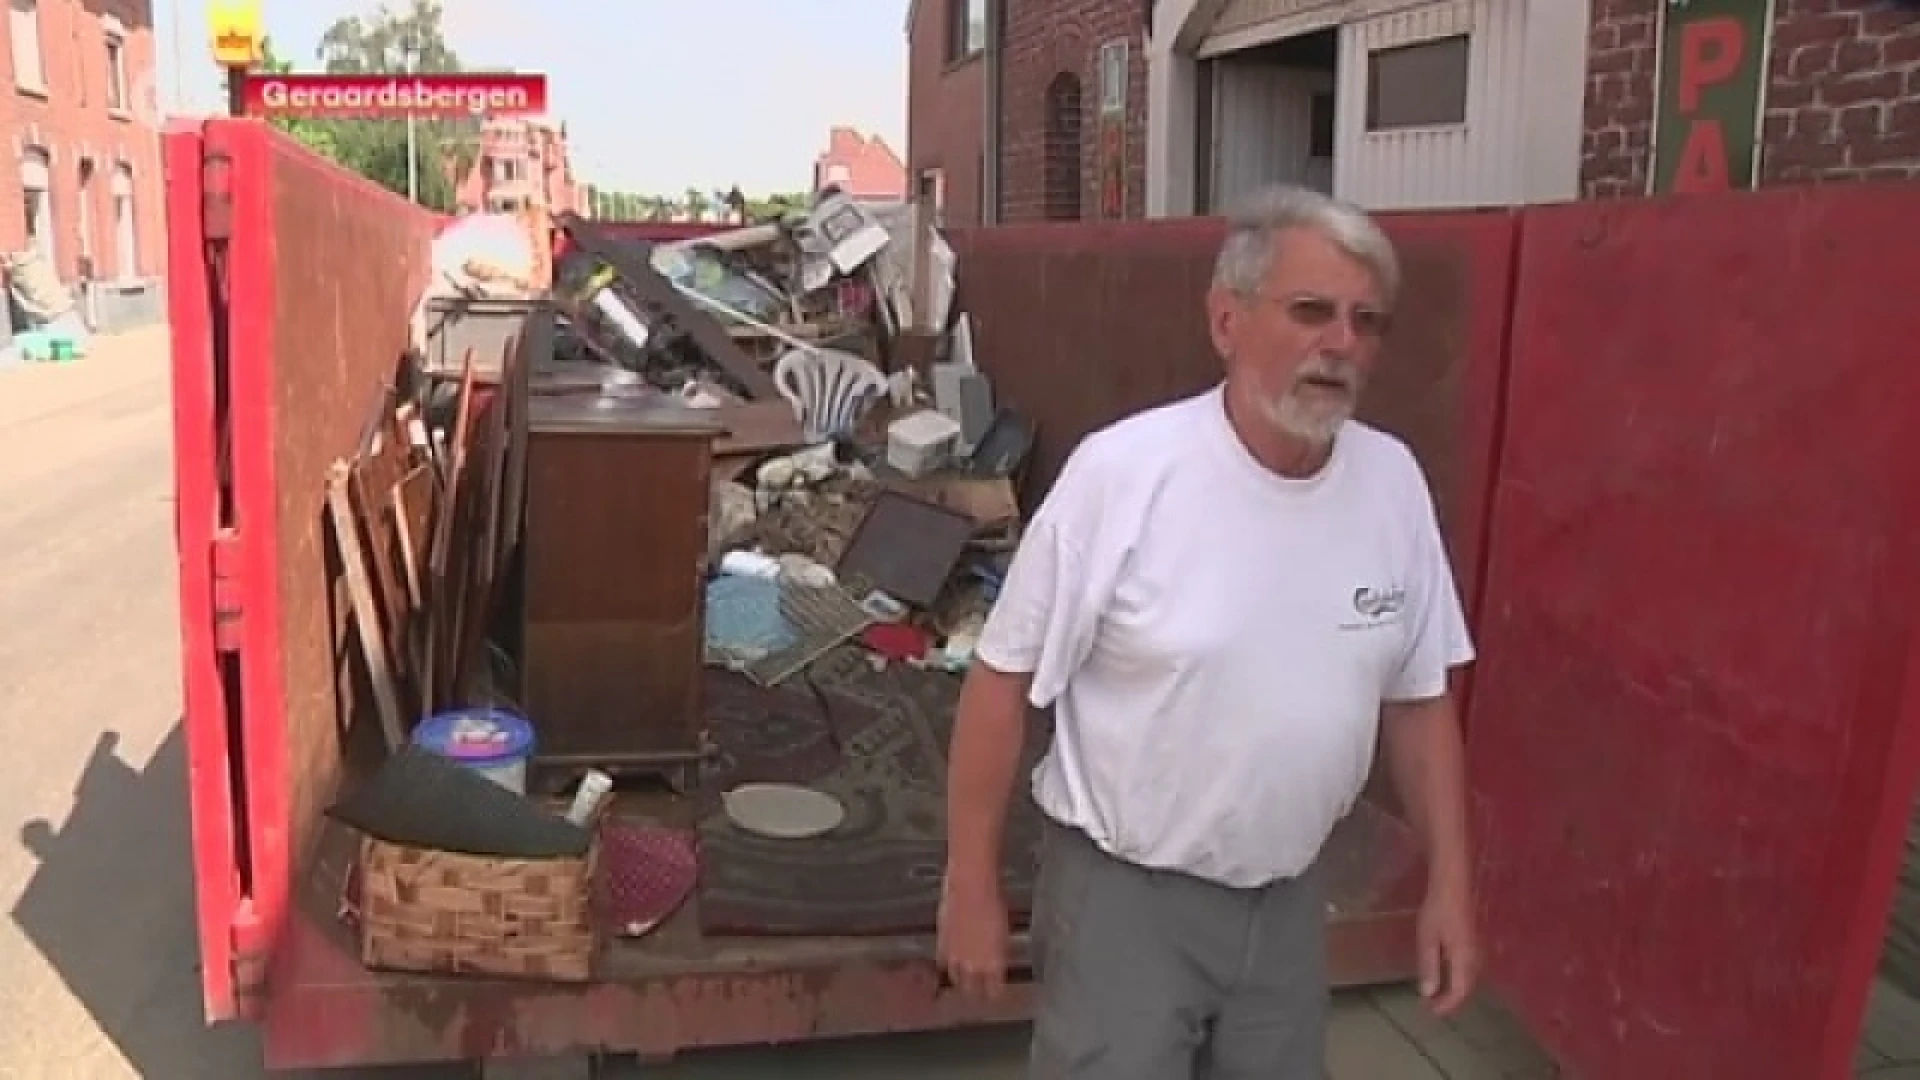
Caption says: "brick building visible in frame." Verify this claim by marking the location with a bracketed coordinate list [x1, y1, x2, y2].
[906, 0, 1147, 224]
[456, 117, 580, 216]
[1583, 0, 1920, 197]
[0, 0, 164, 289]
[906, 0, 988, 222]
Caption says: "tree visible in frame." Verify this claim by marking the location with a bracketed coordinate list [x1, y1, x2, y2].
[258, 38, 338, 161]
[746, 191, 811, 221]
[296, 0, 476, 211]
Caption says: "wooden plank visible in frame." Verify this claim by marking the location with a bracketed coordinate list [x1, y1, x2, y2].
[325, 460, 407, 752]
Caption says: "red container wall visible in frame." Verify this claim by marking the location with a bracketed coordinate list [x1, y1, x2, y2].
[1469, 185, 1920, 1080]
[165, 119, 239, 1022]
[169, 118, 443, 1021]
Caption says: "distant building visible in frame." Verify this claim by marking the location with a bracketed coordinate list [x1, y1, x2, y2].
[812, 126, 907, 201]
[457, 116, 581, 215]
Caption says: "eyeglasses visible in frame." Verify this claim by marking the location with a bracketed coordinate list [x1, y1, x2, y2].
[1256, 292, 1393, 339]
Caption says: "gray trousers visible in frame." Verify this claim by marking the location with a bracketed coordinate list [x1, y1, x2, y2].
[1028, 820, 1328, 1080]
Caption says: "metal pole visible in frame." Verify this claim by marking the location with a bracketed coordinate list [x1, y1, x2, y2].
[226, 67, 246, 116]
[170, 0, 185, 111]
[404, 41, 418, 202]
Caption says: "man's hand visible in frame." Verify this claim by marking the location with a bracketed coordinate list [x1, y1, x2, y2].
[1416, 882, 1480, 1017]
[936, 877, 1011, 1000]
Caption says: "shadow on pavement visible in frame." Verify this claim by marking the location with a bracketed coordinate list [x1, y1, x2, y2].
[10, 723, 460, 1079]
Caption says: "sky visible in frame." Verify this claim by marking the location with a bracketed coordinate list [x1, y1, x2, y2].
[149, 0, 911, 195]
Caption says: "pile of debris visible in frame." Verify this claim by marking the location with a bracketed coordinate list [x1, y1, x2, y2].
[531, 194, 1028, 690]
[319, 191, 1034, 980]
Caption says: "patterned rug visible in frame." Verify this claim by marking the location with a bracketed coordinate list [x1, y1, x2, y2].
[695, 646, 1050, 936]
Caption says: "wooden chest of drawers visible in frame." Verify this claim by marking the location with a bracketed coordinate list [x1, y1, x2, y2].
[520, 394, 719, 777]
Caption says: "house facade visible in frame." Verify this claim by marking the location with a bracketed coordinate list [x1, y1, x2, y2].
[907, 0, 1149, 224]
[0, 0, 164, 290]
[913, 0, 1920, 222]
[1145, 0, 1589, 214]
[906, 0, 989, 222]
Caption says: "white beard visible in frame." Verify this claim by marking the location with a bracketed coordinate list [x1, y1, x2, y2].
[1256, 354, 1361, 444]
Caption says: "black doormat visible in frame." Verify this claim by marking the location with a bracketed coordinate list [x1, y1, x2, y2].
[695, 646, 1050, 936]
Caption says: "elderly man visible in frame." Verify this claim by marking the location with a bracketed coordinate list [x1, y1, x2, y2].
[937, 185, 1479, 1078]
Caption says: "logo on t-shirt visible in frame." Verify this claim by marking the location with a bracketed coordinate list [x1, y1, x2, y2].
[1347, 585, 1406, 628]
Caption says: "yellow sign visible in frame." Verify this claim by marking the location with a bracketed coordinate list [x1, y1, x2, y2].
[208, 0, 263, 68]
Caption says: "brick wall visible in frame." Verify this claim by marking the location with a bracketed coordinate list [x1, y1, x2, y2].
[1583, 0, 1920, 197]
[0, 0, 165, 282]
[907, 0, 987, 225]
[999, 0, 1147, 222]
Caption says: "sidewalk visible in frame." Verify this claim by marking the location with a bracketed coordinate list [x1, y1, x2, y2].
[1341, 977, 1920, 1079]
[0, 324, 170, 426]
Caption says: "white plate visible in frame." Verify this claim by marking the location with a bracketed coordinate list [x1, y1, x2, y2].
[722, 782, 846, 840]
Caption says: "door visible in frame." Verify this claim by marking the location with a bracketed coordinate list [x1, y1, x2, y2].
[1210, 57, 1334, 207]
[20, 146, 51, 264]
[76, 160, 92, 278]
[112, 164, 135, 280]
[1470, 187, 1920, 1079]
[164, 122, 251, 1022]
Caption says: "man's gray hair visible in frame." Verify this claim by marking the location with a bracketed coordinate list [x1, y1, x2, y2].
[1211, 185, 1400, 303]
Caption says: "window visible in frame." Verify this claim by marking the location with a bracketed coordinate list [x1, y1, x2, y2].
[1365, 34, 1469, 131]
[11, 0, 43, 93]
[112, 164, 135, 278]
[104, 30, 128, 112]
[948, 0, 986, 62]
[490, 156, 519, 183]
[21, 147, 50, 263]
[1098, 40, 1128, 115]
[915, 167, 944, 209]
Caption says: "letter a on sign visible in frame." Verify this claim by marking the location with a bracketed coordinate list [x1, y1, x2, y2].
[1649, 0, 1774, 195]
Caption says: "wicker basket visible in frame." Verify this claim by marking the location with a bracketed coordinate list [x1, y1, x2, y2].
[356, 833, 599, 982]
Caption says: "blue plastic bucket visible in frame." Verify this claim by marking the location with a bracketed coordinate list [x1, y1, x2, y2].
[411, 707, 536, 794]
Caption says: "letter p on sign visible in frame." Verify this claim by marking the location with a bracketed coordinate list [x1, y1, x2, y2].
[1677, 16, 1743, 112]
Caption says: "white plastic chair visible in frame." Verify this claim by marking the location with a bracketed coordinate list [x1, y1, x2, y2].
[772, 347, 889, 444]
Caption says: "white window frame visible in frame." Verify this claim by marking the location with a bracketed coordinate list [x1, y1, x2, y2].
[11, 0, 44, 95]
[1098, 40, 1128, 115]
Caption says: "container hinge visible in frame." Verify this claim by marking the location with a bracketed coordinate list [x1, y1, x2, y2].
[201, 149, 233, 243]
[210, 528, 243, 652]
[229, 900, 267, 1020]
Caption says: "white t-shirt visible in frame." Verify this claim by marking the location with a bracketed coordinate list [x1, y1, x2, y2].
[973, 385, 1474, 888]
